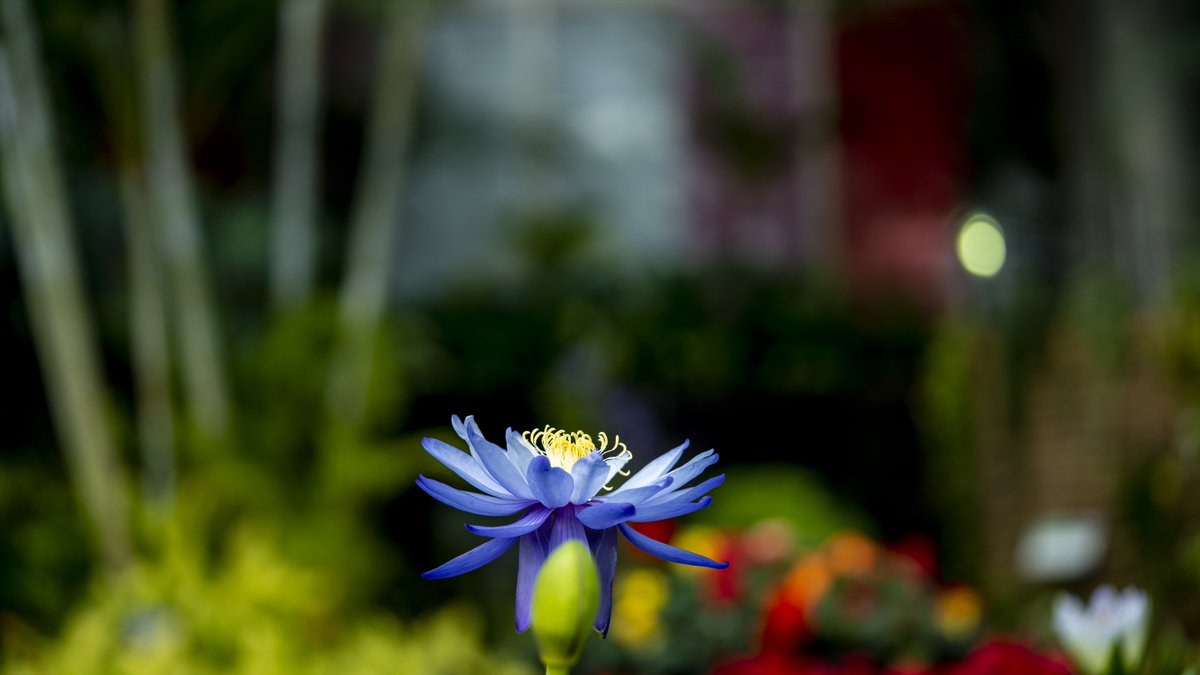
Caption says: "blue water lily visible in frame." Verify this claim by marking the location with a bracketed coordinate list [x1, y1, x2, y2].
[418, 415, 728, 635]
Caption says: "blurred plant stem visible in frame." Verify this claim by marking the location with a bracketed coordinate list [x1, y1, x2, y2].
[270, 0, 326, 310]
[0, 0, 130, 569]
[119, 166, 177, 512]
[80, 9, 179, 514]
[326, 1, 425, 430]
[133, 0, 230, 441]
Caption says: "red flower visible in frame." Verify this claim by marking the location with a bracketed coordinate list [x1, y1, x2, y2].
[946, 641, 1074, 675]
[761, 589, 813, 655]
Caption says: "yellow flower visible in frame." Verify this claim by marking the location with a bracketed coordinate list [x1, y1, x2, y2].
[612, 568, 670, 652]
[935, 587, 982, 640]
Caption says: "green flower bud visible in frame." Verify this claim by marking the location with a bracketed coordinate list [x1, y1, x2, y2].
[531, 541, 600, 675]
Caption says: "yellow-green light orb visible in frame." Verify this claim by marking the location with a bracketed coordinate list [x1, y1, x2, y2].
[956, 214, 1006, 278]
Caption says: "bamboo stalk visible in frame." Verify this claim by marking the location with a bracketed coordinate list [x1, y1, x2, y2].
[132, 0, 230, 440]
[270, 0, 327, 309]
[0, 0, 130, 569]
[326, 1, 426, 429]
[82, 10, 178, 512]
[120, 165, 177, 509]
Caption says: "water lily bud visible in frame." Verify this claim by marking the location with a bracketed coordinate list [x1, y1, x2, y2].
[531, 541, 600, 675]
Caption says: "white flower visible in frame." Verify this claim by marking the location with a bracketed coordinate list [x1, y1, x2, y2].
[1052, 585, 1150, 675]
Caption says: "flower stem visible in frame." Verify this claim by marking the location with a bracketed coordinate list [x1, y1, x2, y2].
[545, 667, 571, 675]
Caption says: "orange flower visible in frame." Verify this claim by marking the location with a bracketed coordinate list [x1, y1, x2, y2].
[781, 554, 833, 611]
[825, 532, 878, 578]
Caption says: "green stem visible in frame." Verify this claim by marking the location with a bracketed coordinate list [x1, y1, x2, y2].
[545, 667, 570, 675]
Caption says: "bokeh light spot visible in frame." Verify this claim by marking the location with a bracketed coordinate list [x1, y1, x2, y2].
[956, 214, 1006, 277]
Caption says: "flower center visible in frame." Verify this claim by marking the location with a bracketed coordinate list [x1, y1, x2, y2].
[523, 426, 631, 471]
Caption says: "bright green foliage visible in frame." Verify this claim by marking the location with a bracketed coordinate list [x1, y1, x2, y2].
[2, 518, 532, 675]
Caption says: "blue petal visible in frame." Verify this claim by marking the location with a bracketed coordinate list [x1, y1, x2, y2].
[451, 414, 469, 439]
[506, 428, 536, 476]
[467, 424, 535, 500]
[601, 477, 673, 506]
[590, 527, 618, 637]
[454, 415, 489, 466]
[549, 508, 588, 550]
[421, 536, 516, 579]
[577, 502, 635, 529]
[466, 507, 552, 538]
[613, 440, 689, 492]
[644, 474, 725, 507]
[417, 476, 533, 517]
[659, 450, 718, 492]
[421, 437, 508, 497]
[618, 523, 728, 569]
[526, 456, 574, 508]
[570, 452, 611, 503]
[629, 496, 713, 523]
[515, 522, 551, 633]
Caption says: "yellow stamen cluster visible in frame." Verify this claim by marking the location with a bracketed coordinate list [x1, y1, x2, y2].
[523, 426, 632, 472]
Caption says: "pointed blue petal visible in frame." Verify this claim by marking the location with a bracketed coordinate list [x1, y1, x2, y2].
[570, 452, 610, 503]
[600, 477, 673, 506]
[577, 502, 635, 529]
[468, 424, 535, 500]
[629, 496, 713, 523]
[506, 428, 536, 476]
[549, 508, 588, 550]
[466, 507, 552, 538]
[421, 536, 516, 579]
[421, 437, 507, 497]
[526, 456, 574, 508]
[659, 451, 718, 493]
[591, 527, 618, 637]
[612, 440, 688, 492]
[618, 523, 728, 569]
[644, 474, 725, 507]
[455, 415, 487, 466]
[417, 476, 532, 516]
[515, 522, 551, 633]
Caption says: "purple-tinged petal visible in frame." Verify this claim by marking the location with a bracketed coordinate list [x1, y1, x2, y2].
[644, 474, 725, 507]
[628, 496, 713, 523]
[421, 437, 507, 497]
[506, 428, 536, 476]
[417, 476, 533, 517]
[466, 507, 552, 538]
[515, 521, 552, 633]
[612, 440, 689, 492]
[421, 537, 516, 579]
[526, 456, 574, 508]
[550, 507, 588, 550]
[570, 452, 610, 503]
[599, 477, 673, 506]
[577, 502, 635, 529]
[618, 523, 728, 569]
[590, 527, 618, 637]
[468, 425, 535, 500]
